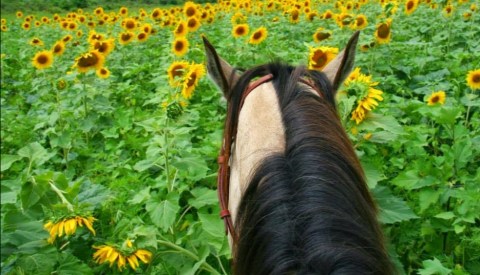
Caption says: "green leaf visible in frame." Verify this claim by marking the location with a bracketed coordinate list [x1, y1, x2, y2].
[391, 169, 436, 190]
[16, 252, 57, 274]
[418, 258, 452, 275]
[18, 142, 56, 167]
[418, 189, 440, 213]
[172, 155, 209, 181]
[360, 160, 385, 189]
[435, 211, 455, 220]
[56, 253, 93, 275]
[189, 187, 218, 209]
[198, 212, 224, 239]
[146, 193, 180, 232]
[358, 114, 404, 136]
[128, 187, 151, 204]
[134, 158, 162, 172]
[1, 154, 22, 171]
[373, 186, 418, 224]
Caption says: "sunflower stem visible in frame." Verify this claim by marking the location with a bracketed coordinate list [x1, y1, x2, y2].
[48, 179, 74, 212]
[164, 117, 172, 193]
[157, 240, 220, 275]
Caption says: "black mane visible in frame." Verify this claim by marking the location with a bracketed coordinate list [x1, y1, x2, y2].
[230, 62, 395, 275]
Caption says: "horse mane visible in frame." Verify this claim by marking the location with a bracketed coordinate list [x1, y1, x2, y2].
[230, 62, 395, 274]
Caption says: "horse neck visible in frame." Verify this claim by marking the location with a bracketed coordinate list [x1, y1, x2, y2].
[229, 81, 285, 228]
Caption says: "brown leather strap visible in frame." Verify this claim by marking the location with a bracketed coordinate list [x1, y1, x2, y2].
[217, 73, 321, 246]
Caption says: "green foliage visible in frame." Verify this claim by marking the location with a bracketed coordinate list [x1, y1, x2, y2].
[1, 0, 480, 274]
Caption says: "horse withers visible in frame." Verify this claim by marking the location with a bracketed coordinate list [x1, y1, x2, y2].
[203, 31, 396, 275]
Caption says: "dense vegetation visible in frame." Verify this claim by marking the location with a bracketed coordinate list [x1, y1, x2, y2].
[1, 0, 479, 274]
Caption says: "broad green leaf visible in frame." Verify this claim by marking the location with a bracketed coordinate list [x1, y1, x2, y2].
[418, 189, 440, 213]
[373, 186, 418, 224]
[18, 142, 55, 167]
[198, 212, 224, 239]
[172, 155, 209, 181]
[189, 187, 218, 209]
[1, 154, 22, 171]
[134, 158, 162, 172]
[146, 194, 180, 232]
[181, 246, 210, 275]
[358, 114, 404, 135]
[360, 160, 385, 189]
[435, 212, 455, 220]
[56, 253, 93, 275]
[16, 252, 57, 274]
[418, 258, 452, 275]
[128, 187, 151, 204]
[391, 170, 436, 190]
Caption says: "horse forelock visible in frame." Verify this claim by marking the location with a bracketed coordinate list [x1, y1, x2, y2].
[229, 62, 395, 275]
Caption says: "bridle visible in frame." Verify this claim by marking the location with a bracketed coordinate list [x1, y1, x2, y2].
[216, 72, 322, 246]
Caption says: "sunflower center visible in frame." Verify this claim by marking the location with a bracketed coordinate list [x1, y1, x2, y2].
[175, 41, 185, 51]
[126, 20, 135, 29]
[378, 23, 390, 38]
[188, 19, 197, 28]
[407, 1, 414, 10]
[54, 44, 62, 53]
[152, 11, 160, 18]
[138, 33, 146, 40]
[37, 54, 49, 64]
[121, 33, 132, 41]
[356, 17, 365, 26]
[253, 31, 262, 40]
[171, 65, 185, 78]
[100, 68, 107, 75]
[316, 32, 330, 41]
[33, 39, 40, 44]
[187, 72, 197, 87]
[236, 27, 246, 35]
[176, 24, 184, 34]
[431, 96, 439, 103]
[78, 53, 99, 67]
[312, 51, 327, 68]
[473, 74, 480, 83]
[186, 7, 196, 17]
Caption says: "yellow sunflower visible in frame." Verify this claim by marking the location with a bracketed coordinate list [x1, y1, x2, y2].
[74, 50, 105, 73]
[186, 17, 201, 32]
[151, 8, 162, 21]
[323, 10, 334, 19]
[173, 21, 188, 37]
[352, 14, 368, 30]
[248, 27, 268, 45]
[168, 61, 190, 87]
[1, 25, 7, 32]
[443, 4, 454, 17]
[122, 17, 137, 31]
[22, 22, 31, 30]
[137, 32, 149, 42]
[308, 46, 338, 71]
[119, 31, 135, 45]
[405, 0, 419, 15]
[29, 37, 44, 46]
[232, 24, 249, 38]
[16, 11, 23, 18]
[96, 67, 110, 79]
[172, 37, 189, 57]
[119, 7, 128, 16]
[94, 7, 104, 16]
[32, 50, 53, 70]
[375, 19, 392, 44]
[93, 245, 152, 271]
[44, 216, 96, 243]
[91, 38, 115, 56]
[184, 1, 198, 18]
[289, 8, 300, 24]
[62, 34, 73, 43]
[426, 91, 446, 106]
[182, 64, 206, 99]
[52, 41, 66, 56]
[312, 28, 331, 43]
[466, 69, 480, 90]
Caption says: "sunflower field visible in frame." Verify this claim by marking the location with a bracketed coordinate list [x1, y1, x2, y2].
[1, 0, 479, 274]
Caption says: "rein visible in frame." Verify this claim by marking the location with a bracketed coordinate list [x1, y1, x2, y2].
[216, 73, 321, 245]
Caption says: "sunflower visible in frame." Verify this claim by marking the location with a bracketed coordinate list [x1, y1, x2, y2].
[1, 25, 7, 32]
[62, 34, 73, 43]
[22, 22, 31, 30]
[323, 10, 334, 19]
[168, 61, 189, 87]
[289, 8, 300, 24]
[76, 30, 83, 38]
[312, 28, 331, 43]
[308, 46, 338, 71]
[74, 50, 105, 73]
[44, 216, 96, 243]
[93, 245, 152, 271]
[52, 41, 66, 56]
[231, 12, 247, 24]
[343, 68, 384, 124]
[88, 31, 105, 44]
[466, 69, 480, 90]
[443, 4, 454, 17]
[68, 21, 77, 30]
[29, 37, 44, 47]
[352, 14, 368, 30]
[307, 11, 319, 21]
[248, 27, 268, 45]
[122, 17, 137, 31]
[172, 37, 189, 56]
[119, 7, 128, 16]
[94, 7, 104, 16]
[151, 8, 162, 20]
[405, 0, 419, 15]
[142, 23, 152, 34]
[426, 91, 446, 106]
[16, 11, 23, 18]
[174, 21, 188, 37]
[186, 17, 201, 32]
[137, 32, 149, 42]
[32, 50, 53, 69]
[374, 19, 392, 44]
[1, 19, 6, 25]
[119, 31, 135, 45]
[96, 67, 110, 79]
[91, 38, 115, 56]
[182, 64, 206, 99]
[232, 24, 249, 38]
[184, 1, 198, 18]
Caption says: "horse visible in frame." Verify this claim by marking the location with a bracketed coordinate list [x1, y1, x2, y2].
[203, 31, 395, 275]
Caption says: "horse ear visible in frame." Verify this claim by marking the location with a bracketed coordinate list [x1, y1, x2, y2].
[323, 31, 360, 91]
[203, 36, 240, 99]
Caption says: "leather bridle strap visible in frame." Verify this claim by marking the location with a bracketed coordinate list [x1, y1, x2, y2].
[217, 73, 321, 245]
